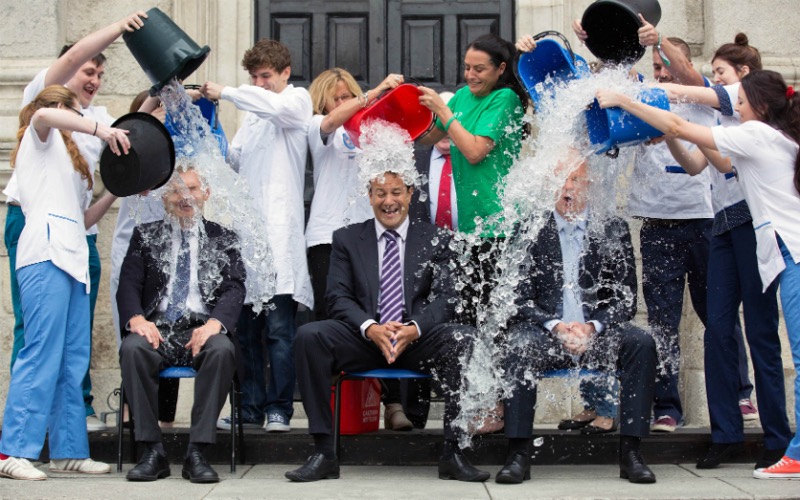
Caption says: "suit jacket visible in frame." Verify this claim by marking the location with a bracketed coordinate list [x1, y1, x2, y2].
[513, 212, 637, 329]
[325, 218, 455, 335]
[409, 144, 434, 225]
[116, 218, 246, 338]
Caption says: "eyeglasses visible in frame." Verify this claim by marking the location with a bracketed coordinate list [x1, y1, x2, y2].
[65, 105, 84, 117]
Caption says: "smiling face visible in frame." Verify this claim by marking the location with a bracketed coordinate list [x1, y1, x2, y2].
[711, 58, 747, 85]
[463, 48, 505, 97]
[735, 86, 758, 123]
[162, 169, 210, 227]
[369, 172, 413, 230]
[249, 65, 291, 94]
[554, 161, 590, 220]
[66, 61, 104, 108]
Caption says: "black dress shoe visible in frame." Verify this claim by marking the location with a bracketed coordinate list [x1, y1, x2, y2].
[126, 448, 171, 482]
[495, 451, 531, 484]
[182, 449, 219, 483]
[438, 453, 490, 482]
[285, 453, 340, 482]
[619, 449, 656, 484]
[581, 423, 618, 435]
[696, 442, 744, 469]
[557, 418, 592, 430]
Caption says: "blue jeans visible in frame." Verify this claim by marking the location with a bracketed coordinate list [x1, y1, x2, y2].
[580, 373, 619, 419]
[641, 219, 711, 422]
[0, 262, 90, 459]
[778, 238, 800, 460]
[237, 294, 298, 423]
[5, 206, 99, 417]
[706, 223, 789, 449]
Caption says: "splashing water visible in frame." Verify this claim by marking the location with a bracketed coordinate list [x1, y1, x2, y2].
[451, 65, 666, 447]
[357, 119, 420, 188]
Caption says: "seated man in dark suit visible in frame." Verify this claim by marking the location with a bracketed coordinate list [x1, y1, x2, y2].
[117, 166, 246, 483]
[498, 159, 658, 484]
[286, 168, 487, 483]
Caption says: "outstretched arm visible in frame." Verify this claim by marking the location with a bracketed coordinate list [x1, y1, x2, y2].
[595, 89, 717, 150]
[46, 12, 147, 86]
[320, 74, 404, 134]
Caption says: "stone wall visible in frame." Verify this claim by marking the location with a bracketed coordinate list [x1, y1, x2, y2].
[0, 0, 796, 428]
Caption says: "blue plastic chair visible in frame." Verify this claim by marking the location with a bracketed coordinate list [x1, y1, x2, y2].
[333, 368, 432, 458]
[116, 366, 244, 472]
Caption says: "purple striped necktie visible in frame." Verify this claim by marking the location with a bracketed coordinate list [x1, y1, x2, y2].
[379, 230, 404, 323]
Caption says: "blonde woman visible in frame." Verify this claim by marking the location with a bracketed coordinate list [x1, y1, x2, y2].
[0, 86, 128, 480]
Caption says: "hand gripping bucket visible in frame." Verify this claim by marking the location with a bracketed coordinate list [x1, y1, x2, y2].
[330, 378, 381, 435]
[581, 0, 662, 64]
[585, 87, 670, 155]
[516, 31, 590, 108]
[164, 85, 229, 159]
[99, 112, 176, 197]
[123, 7, 211, 96]
[343, 82, 434, 149]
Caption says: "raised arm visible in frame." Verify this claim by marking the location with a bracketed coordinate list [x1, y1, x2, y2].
[46, 12, 147, 86]
[321, 74, 403, 135]
[31, 108, 130, 154]
[637, 15, 705, 87]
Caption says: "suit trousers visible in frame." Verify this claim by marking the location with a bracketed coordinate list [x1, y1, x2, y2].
[294, 319, 472, 441]
[503, 322, 657, 439]
[120, 326, 235, 445]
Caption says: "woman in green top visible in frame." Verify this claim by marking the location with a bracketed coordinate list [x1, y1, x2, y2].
[419, 33, 528, 236]
[419, 33, 529, 328]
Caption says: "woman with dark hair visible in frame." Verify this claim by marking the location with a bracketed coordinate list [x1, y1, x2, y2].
[418, 33, 529, 324]
[655, 34, 791, 471]
[597, 70, 800, 479]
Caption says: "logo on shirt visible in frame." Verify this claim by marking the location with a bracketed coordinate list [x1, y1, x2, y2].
[342, 132, 356, 150]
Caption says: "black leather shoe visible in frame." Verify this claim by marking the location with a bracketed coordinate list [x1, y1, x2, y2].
[755, 447, 785, 469]
[285, 453, 340, 482]
[619, 449, 656, 484]
[126, 448, 170, 482]
[696, 442, 744, 469]
[495, 451, 531, 484]
[181, 449, 219, 483]
[438, 453, 490, 482]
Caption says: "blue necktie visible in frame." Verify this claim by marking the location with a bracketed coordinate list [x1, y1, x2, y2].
[164, 231, 191, 322]
[378, 230, 404, 323]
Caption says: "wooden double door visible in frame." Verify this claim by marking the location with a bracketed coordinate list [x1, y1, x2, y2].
[255, 0, 515, 91]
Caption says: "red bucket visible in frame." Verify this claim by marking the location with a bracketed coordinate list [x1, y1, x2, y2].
[344, 83, 434, 148]
[330, 378, 381, 435]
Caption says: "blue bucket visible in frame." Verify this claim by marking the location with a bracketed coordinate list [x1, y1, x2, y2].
[164, 94, 229, 159]
[585, 87, 670, 155]
[517, 32, 590, 108]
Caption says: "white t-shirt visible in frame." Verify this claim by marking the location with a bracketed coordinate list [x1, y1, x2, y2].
[6, 67, 115, 236]
[712, 120, 800, 290]
[15, 126, 89, 289]
[627, 102, 716, 219]
[224, 84, 314, 307]
[305, 115, 372, 247]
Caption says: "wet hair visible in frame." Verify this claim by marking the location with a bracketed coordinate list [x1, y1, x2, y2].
[129, 90, 151, 113]
[666, 37, 692, 60]
[59, 43, 107, 67]
[740, 70, 800, 193]
[241, 39, 291, 73]
[712, 33, 762, 72]
[11, 85, 92, 188]
[308, 68, 361, 115]
[466, 33, 530, 129]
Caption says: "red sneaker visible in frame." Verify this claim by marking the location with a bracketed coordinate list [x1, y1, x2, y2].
[739, 399, 759, 422]
[753, 456, 800, 479]
[651, 415, 677, 433]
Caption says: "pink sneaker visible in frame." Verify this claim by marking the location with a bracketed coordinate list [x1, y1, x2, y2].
[739, 399, 759, 421]
[651, 415, 677, 433]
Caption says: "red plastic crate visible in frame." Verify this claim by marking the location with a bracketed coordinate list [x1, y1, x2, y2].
[331, 378, 382, 435]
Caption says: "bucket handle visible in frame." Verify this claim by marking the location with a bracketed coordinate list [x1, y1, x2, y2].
[184, 84, 221, 130]
[531, 30, 580, 67]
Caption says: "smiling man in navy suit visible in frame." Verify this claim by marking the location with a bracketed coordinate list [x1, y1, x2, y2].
[286, 169, 487, 483]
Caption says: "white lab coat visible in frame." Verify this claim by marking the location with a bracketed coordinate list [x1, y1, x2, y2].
[223, 83, 314, 307]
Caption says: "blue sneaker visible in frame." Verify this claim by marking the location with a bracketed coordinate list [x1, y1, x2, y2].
[216, 414, 263, 431]
[264, 412, 291, 433]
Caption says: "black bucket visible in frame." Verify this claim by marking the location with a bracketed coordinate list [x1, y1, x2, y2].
[99, 113, 175, 197]
[581, 0, 662, 64]
[123, 7, 211, 96]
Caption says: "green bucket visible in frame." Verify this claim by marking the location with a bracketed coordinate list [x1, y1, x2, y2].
[123, 7, 211, 96]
